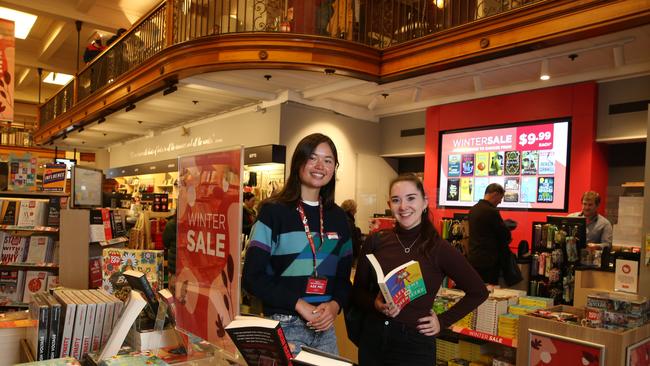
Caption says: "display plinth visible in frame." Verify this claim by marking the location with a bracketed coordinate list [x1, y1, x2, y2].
[516, 305, 650, 366]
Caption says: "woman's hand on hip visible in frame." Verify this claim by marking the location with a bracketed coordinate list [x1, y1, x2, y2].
[416, 310, 441, 336]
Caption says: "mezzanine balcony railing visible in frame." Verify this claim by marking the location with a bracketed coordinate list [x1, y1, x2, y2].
[38, 0, 545, 127]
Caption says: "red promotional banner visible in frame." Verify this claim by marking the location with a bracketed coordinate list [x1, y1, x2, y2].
[0, 19, 14, 122]
[175, 147, 243, 353]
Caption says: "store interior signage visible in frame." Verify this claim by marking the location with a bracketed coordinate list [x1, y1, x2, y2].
[437, 118, 571, 211]
[129, 135, 223, 159]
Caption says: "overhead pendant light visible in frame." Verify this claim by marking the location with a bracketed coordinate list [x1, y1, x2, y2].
[435, 0, 445, 9]
[540, 59, 550, 81]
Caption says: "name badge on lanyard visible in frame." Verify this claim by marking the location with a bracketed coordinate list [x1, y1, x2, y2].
[297, 201, 328, 295]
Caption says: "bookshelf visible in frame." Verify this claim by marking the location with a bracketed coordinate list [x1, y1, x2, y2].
[0, 191, 65, 309]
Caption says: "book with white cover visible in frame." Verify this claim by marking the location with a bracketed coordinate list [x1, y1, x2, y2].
[82, 290, 107, 352]
[71, 290, 96, 357]
[293, 346, 354, 366]
[16, 200, 48, 227]
[91, 289, 115, 348]
[97, 289, 123, 329]
[25, 236, 53, 263]
[1, 235, 28, 263]
[62, 290, 88, 360]
[98, 290, 147, 360]
[52, 290, 77, 357]
[22, 270, 49, 303]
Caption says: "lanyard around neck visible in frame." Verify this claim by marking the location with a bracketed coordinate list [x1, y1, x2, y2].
[297, 200, 324, 277]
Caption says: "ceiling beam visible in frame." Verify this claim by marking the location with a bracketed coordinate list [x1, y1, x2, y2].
[301, 79, 374, 100]
[39, 21, 74, 62]
[181, 77, 277, 101]
[89, 123, 151, 136]
[76, 0, 97, 13]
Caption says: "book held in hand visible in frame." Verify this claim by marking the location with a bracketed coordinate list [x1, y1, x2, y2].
[225, 315, 293, 366]
[293, 346, 353, 366]
[366, 254, 427, 310]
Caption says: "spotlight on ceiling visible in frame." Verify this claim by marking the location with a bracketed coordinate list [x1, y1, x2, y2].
[125, 103, 136, 112]
[540, 59, 550, 81]
[97, 116, 106, 124]
[163, 84, 178, 96]
[62, 134, 67, 140]
[77, 126, 84, 133]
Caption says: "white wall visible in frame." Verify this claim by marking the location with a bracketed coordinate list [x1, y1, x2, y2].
[108, 105, 282, 167]
[280, 102, 397, 233]
[379, 111, 426, 156]
[597, 76, 650, 141]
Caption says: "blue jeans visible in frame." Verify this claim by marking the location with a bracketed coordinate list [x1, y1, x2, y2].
[269, 314, 339, 356]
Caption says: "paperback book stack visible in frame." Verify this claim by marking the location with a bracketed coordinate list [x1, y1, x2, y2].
[436, 338, 460, 362]
[475, 296, 510, 335]
[49, 289, 123, 360]
[497, 313, 519, 339]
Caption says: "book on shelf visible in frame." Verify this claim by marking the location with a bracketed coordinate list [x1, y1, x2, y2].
[28, 293, 50, 361]
[25, 236, 54, 264]
[366, 254, 427, 310]
[75, 290, 103, 353]
[224, 315, 293, 366]
[93, 289, 123, 345]
[0, 269, 26, 303]
[22, 270, 49, 303]
[1, 200, 18, 225]
[16, 200, 49, 227]
[293, 345, 354, 366]
[46, 197, 62, 227]
[98, 290, 148, 360]
[41, 293, 62, 360]
[1, 234, 28, 263]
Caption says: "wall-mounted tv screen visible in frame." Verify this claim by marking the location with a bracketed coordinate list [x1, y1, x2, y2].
[437, 118, 571, 211]
[72, 165, 103, 208]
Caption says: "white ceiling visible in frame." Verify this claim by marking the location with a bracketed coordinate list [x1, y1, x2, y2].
[4, 1, 650, 149]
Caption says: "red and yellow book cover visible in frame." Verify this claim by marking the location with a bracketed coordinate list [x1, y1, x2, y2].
[175, 147, 242, 354]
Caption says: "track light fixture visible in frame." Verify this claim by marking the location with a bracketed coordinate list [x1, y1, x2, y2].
[62, 134, 67, 140]
[97, 116, 106, 124]
[125, 103, 136, 112]
[163, 84, 178, 96]
[540, 59, 550, 81]
[78, 126, 84, 133]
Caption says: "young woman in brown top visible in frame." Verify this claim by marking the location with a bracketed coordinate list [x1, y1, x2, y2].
[352, 173, 488, 365]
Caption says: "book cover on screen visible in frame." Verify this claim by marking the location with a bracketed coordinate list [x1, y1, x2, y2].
[538, 151, 555, 175]
[366, 254, 426, 310]
[461, 154, 474, 176]
[447, 155, 461, 177]
[474, 177, 489, 202]
[537, 177, 555, 203]
[488, 151, 504, 176]
[504, 177, 520, 203]
[504, 151, 521, 176]
[225, 315, 292, 366]
[474, 152, 489, 177]
[459, 178, 473, 202]
[521, 151, 538, 175]
[520, 177, 537, 203]
[446, 179, 460, 201]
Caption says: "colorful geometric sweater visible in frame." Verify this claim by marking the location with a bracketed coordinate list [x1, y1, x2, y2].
[242, 201, 353, 316]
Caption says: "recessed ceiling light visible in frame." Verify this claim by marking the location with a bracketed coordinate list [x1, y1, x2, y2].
[43, 72, 74, 85]
[0, 7, 37, 39]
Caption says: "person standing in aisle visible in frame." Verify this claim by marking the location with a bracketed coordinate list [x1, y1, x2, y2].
[242, 192, 257, 238]
[568, 191, 612, 246]
[242, 133, 352, 355]
[467, 183, 512, 285]
[352, 174, 488, 365]
[341, 199, 363, 261]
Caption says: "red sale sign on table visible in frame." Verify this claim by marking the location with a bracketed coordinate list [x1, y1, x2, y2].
[175, 146, 243, 353]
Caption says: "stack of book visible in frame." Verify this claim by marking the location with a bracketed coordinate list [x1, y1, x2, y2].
[475, 296, 510, 335]
[436, 338, 460, 362]
[43, 289, 123, 361]
[497, 313, 519, 339]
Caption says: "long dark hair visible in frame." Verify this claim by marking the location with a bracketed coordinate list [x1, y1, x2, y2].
[264, 133, 339, 209]
[389, 173, 440, 257]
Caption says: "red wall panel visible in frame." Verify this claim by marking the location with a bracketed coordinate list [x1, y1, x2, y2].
[424, 82, 607, 250]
